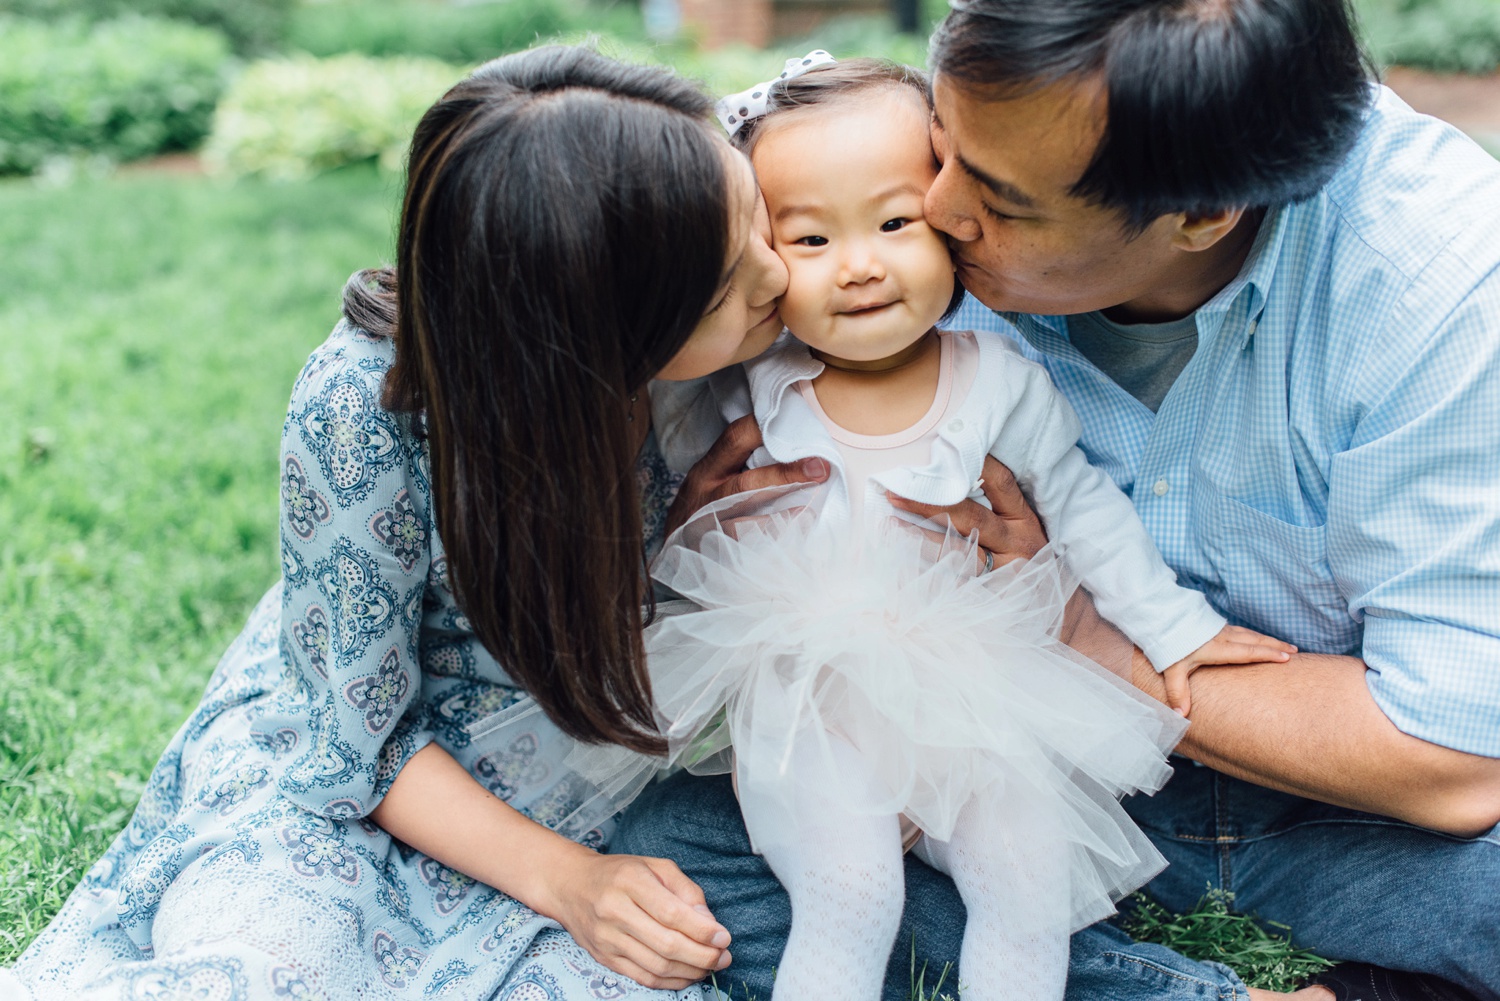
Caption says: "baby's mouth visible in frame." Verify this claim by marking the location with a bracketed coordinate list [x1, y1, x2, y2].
[839, 299, 897, 316]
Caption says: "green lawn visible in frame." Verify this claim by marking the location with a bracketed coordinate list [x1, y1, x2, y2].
[0, 165, 398, 961]
[0, 166, 1328, 992]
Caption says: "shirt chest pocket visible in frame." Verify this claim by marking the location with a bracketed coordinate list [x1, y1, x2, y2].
[1192, 490, 1359, 653]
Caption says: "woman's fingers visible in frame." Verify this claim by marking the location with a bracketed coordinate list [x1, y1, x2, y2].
[601, 950, 703, 992]
[619, 858, 730, 968]
[615, 916, 722, 983]
[636, 857, 729, 946]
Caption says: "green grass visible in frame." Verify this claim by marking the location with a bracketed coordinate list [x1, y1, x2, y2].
[0, 164, 397, 961]
[1123, 891, 1335, 993]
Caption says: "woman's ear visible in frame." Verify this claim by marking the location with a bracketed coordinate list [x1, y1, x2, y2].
[1171, 206, 1247, 253]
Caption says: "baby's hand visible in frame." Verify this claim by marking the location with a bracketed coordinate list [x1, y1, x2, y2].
[1163, 625, 1297, 716]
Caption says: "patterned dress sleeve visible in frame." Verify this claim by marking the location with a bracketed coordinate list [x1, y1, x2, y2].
[256, 324, 435, 819]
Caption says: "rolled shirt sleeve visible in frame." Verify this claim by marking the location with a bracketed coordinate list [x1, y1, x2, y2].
[1335, 250, 1500, 757]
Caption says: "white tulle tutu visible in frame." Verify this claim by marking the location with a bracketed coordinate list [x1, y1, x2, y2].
[569, 486, 1188, 930]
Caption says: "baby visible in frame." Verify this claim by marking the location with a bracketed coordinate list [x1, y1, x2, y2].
[632, 54, 1292, 1000]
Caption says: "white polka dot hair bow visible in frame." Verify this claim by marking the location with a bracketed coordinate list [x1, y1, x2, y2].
[716, 49, 838, 135]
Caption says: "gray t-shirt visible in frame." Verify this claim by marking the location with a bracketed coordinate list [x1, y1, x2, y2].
[1066, 310, 1198, 413]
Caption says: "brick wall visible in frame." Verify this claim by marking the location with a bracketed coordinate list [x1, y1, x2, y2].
[680, 0, 890, 49]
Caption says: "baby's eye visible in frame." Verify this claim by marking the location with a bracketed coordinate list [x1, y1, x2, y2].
[880, 218, 908, 232]
[795, 235, 828, 247]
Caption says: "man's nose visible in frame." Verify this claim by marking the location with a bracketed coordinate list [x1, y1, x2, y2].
[926, 162, 981, 243]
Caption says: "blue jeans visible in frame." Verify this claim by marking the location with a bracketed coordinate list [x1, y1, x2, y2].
[610, 761, 1499, 1000]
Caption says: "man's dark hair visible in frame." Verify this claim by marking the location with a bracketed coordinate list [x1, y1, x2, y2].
[932, 0, 1376, 232]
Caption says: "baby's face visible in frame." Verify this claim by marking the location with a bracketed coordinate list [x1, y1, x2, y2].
[753, 88, 955, 363]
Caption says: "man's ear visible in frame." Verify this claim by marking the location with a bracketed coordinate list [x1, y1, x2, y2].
[1171, 207, 1246, 252]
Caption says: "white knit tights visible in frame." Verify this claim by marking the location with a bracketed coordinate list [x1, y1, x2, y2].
[739, 733, 905, 1001]
[916, 781, 1070, 1001]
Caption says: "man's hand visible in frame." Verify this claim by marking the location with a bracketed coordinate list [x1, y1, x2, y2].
[668, 415, 829, 536]
[545, 852, 732, 990]
[886, 455, 1048, 565]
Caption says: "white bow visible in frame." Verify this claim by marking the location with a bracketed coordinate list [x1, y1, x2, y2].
[716, 49, 838, 136]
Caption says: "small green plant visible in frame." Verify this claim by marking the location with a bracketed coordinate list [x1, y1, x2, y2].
[0, 15, 230, 175]
[203, 52, 463, 179]
[1122, 889, 1335, 993]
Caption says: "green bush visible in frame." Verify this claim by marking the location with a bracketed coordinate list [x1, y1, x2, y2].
[287, 0, 611, 64]
[1355, 0, 1500, 73]
[0, 0, 292, 54]
[203, 53, 462, 179]
[0, 16, 230, 175]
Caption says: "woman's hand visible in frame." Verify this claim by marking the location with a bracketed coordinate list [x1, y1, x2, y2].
[886, 455, 1048, 566]
[1163, 625, 1297, 716]
[667, 415, 829, 536]
[544, 851, 733, 990]
[370, 744, 729, 991]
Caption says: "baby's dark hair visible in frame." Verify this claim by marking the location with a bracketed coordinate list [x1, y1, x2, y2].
[729, 58, 935, 157]
[731, 57, 967, 323]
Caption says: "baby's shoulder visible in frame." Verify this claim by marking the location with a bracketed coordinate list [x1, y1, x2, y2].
[951, 328, 1060, 402]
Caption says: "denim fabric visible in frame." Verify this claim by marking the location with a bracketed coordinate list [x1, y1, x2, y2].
[612, 769, 1500, 999]
[1127, 759, 1500, 1000]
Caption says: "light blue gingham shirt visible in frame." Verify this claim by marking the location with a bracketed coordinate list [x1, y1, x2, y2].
[950, 86, 1500, 757]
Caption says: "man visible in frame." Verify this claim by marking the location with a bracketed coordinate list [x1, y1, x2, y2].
[617, 1, 1500, 997]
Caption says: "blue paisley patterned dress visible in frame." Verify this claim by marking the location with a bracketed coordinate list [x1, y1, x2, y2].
[8, 321, 698, 1001]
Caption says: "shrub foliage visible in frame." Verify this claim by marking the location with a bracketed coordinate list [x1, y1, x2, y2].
[1356, 0, 1500, 73]
[0, 0, 292, 54]
[204, 53, 462, 179]
[287, 0, 584, 64]
[0, 16, 230, 175]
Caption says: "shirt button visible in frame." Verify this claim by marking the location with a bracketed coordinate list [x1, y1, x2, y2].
[1152, 478, 1170, 497]
[1247, 319, 1259, 338]
[947, 419, 965, 432]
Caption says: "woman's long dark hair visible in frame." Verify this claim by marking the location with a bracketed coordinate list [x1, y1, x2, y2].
[344, 46, 729, 754]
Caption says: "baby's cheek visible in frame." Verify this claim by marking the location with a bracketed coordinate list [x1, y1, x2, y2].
[777, 264, 822, 326]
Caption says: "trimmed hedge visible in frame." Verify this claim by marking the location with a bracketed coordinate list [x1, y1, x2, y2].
[0, 0, 291, 54]
[286, 0, 590, 64]
[203, 53, 462, 179]
[0, 16, 230, 175]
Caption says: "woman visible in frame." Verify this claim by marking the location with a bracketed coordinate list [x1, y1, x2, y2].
[4, 45, 803, 1001]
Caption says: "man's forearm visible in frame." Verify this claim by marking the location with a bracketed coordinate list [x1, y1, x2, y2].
[1130, 649, 1500, 837]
